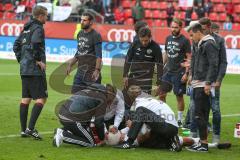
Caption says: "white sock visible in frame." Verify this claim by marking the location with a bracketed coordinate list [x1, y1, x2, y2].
[178, 111, 183, 121]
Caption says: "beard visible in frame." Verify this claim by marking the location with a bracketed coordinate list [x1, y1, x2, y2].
[81, 24, 90, 30]
[172, 30, 180, 36]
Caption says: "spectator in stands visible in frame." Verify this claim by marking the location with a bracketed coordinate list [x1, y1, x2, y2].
[102, 0, 111, 13]
[166, 2, 175, 27]
[185, 7, 193, 26]
[86, 0, 102, 13]
[226, 0, 234, 23]
[204, 0, 213, 16]
[223, 16, 233, 31]
[194, 3, 205, 19]
[193, 0, 203, 6]
[114, 6, 126, 24]
[211, 22, 220, 34]
[69, 0, 81, 21]
[132, 0, 145, 24]
[77, 0, 88, 16]
[104, 6, 115, 24]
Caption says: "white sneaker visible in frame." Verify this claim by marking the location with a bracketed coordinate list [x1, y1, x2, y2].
[53, 128, 63, 147]
[212, 134, 220, 143]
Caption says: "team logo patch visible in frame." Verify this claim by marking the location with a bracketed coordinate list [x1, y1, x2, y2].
[147, 49, 152, 54]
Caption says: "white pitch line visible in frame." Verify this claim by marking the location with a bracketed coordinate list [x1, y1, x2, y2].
[0, 114, 239, 139]
[0, 131, 53, 139]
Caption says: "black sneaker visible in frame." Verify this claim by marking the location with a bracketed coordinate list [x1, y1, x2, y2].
[187, 143, 208, 152]
[20, 131, 29, 138]
[169, 135, 182, 152]
[25, 128, 42, 140]
[114, 141, 135, 149]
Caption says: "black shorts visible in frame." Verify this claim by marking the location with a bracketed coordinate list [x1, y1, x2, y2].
[160, 71, 186, 96]
[21, 76, 48, 100]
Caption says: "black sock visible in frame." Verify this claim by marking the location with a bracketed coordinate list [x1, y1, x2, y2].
[20, 103, 29, 132]
[28, 103, 43, 130]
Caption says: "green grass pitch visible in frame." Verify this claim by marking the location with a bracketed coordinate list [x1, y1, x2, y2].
[0, 59, 240, 160]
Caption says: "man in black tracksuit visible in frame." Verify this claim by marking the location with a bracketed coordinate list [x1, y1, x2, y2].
[186, 23, 218, 152]
[13, 6, 48, 140]
[53, 84, 116, 147]
[199, 17, 228, 143]
[123, 27, 163, 108]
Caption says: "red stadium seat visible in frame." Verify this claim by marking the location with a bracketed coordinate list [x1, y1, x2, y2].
[4, 3, 14, 11]
[125, 9, 132, 18]
[0, 3, 3, 11]
[144, 10, 152, 18]
[215, 4, 225, 12]
[209, 12, 218, 21]
[233, 14, 240, 23]
[232, 0, 240, 4]
[173, 2, 180, 11]
[150, 1, 160, 10]
[180, 12, 186, 20]
[161, 20, 167, 27]
[4, 11, 16, 19]
[122, 0, 131, 8]
[232, 23, 240, 30]
[159, 2, 167, 10]
[174, 11, 180, 19]
[191, 12, 198, 20]
[125, 18, 134, 25]
[0, 12, 3, 19]
[141, 1, 151, 9]
[234, 5, 240, 13]
[145, 19, 153, 27]
[152, 10, 161, 19]
[222, 0, 230, 3]
[160, 11, 167, 19]
[219, 13, 227, 22]
[211, 0, 221, 3]
[153, 19, 162, 27]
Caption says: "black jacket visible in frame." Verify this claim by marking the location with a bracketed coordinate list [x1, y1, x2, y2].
[191, 35, 219, 84]
[123, 40, 163, 85]
[212, 33, 228, 82]
[13, 18, 46, 76]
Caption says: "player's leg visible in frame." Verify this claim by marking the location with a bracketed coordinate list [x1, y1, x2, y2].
[173, 71, 187, 127]
[26, 76, 48, 140]
[158, 73, 173, 102]
[211, 88, 221, 143]
[20, 76, 32, 137]
[187, 88, 210, 152]
[53, 121, 95, 147]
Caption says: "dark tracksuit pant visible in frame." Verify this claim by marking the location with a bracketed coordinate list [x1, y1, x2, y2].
[193, 87, 211, 141]
[127, 107, 178, 148]
[60, 121, 95, 147]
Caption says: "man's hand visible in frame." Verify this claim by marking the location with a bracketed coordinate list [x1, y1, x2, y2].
[214, 81, 221, 89]
[181, 73, 188, 83]
[66, 64, 72, 75]
[126, 120, 132, 128]
[92, 69, 100, 81]
[36, 61, 46, 71]
[109, 126, 118, 134]
[204, 84, 211, 95]
[187, 75, 192, 85]
[123, 77, 128, 88]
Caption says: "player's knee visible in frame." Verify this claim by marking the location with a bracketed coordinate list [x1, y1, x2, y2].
[21, 98, 31, 104]
[35, 98, 47, 105]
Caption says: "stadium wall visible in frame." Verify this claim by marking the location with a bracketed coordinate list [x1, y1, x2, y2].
[0, 20, 240, 74]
